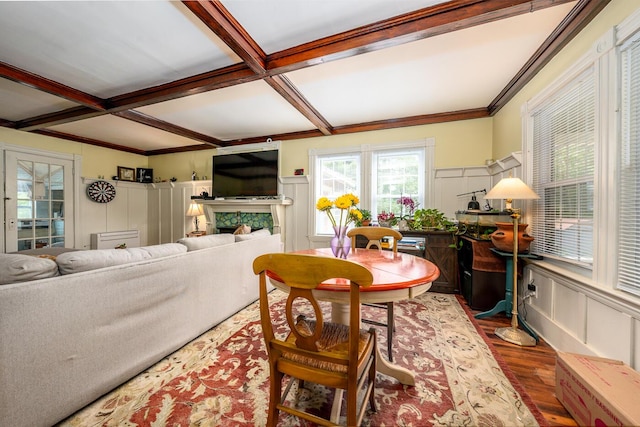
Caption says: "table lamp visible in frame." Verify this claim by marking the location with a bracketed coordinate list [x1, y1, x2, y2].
[484, 175, 539, 346]
[186, 201, 205, 232]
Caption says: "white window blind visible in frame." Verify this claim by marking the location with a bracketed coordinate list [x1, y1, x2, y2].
[617, 33, 640, 296]
[529, 66, 596, 267]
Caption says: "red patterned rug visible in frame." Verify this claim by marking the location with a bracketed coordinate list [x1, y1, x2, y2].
[59, 292, 547, 426]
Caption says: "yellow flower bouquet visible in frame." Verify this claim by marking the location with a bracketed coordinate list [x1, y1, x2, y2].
[316, 193, 361, 258]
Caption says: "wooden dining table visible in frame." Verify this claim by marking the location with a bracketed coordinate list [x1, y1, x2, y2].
[269, 247, 440, 386]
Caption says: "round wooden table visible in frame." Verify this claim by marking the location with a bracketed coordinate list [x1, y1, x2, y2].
[269, 247, 440, 385]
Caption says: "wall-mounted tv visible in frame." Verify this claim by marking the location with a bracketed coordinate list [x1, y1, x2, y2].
[212, 150, 279, 198]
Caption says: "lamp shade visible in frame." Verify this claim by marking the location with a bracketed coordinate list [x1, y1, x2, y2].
[186, 201, 204, 217]
[484, 176, 539, 201]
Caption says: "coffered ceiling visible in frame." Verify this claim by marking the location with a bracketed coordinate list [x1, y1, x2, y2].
[0, 0, 609, 155]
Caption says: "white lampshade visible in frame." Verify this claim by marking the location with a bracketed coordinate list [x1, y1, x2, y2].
[186, 201, 204, 217]
[484, 176, 539, 201]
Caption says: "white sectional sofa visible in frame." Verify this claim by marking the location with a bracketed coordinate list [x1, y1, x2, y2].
[0, 231, 282, 427]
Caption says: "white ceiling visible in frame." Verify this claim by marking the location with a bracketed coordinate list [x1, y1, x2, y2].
[0, 0, 594, 155]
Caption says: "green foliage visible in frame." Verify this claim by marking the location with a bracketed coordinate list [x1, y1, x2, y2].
[411, 208, 453, 230]
[356, 209, 372, 226]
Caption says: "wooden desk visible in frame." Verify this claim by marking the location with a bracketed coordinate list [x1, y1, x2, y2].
[270, 247, 440, 385]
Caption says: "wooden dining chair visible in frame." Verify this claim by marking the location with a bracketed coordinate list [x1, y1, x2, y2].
[347, 226, 403, 362]
[253, 253, 377, 427]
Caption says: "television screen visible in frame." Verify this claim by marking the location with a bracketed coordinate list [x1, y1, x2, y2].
[212, 150, 279, 198]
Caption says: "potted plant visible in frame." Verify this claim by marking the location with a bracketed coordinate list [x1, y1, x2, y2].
[412, 208, 464, 249]
[356, 209, 372, 226]
[377, 211, 397, 227]
[412, 208, 450, 230]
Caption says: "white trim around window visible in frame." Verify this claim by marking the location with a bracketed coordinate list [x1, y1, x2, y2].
[308, 138, 435, 243]
[522, 8, 640, 300]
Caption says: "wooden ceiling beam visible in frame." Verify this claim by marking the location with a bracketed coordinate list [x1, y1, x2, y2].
[267, 0, 576, 73]
[182, 0, 334, 136]
[264, 75, 333, 136]
[0, 118, 16, 128]
[488, 0, 611, 114]
[0, 61, 106, 111]
[149, 108, 490, 155]
[15, 64, 258, 130]
[113, 110, 223, 147]
[32, 129, 147, 155]
[108, 64, 259, 111]
[333, 108, 490, 135]
[16, 106, 106, 132]
[182, 0, 266, 74]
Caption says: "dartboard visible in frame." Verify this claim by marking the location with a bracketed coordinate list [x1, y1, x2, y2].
[87, 180, 116, 203]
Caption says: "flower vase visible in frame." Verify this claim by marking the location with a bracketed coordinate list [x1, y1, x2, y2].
[330, 226, 351, 259]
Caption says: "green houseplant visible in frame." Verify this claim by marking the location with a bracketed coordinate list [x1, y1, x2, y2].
[411, 208, 462, 249]
[412, 208, 452, 230]
[356, 209, 372, 226]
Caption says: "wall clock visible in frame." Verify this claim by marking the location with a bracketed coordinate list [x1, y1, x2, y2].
[87, 180, 116, 203]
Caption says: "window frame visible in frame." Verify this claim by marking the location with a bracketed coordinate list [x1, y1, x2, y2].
[309, 139, 434, 241]
[522, 15, 640, 298]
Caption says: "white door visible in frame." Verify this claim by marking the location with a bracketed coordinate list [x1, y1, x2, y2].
[4, 150, 74, 252]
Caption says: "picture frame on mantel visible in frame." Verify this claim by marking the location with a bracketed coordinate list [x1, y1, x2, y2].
[117, 166, 135, 182]
[136, 168, 153, 183]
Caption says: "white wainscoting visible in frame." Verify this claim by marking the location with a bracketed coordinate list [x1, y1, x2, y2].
[522, 263, 640, 369]
[147, 180, 211, 245]
[80, 178, 148, 249]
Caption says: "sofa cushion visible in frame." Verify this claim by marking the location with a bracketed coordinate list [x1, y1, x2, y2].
[139, 243, 187, 258]
[56, 247, 153, 275]
[0, 254, 59, 285]
[176, 233, 235, 251]
[234, 228, 272, 242]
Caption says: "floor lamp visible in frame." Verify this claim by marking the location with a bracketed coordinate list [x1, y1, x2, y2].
[484, 175, 539, 346]
[186, 201, 205, 232]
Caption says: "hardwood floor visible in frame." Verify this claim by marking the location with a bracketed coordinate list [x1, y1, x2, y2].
[467, 304, 578, 427]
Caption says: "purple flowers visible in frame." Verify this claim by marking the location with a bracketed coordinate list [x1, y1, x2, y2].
[397, 196, 417, 217]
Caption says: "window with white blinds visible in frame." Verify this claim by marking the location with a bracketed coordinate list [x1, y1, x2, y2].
[529, 67, 596, 267]
[617, 33, 640, 296]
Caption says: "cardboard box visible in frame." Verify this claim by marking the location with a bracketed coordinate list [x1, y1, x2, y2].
[556, 352, 640, 427]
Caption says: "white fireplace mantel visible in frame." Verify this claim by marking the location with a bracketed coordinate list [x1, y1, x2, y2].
[195, 198, 293, 241]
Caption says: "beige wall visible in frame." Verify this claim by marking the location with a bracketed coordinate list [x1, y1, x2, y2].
[149, 117, 494, 181]
[147, 148, 217, 182]
[492, 0, 639, 160]
[0, 127, 148, 178]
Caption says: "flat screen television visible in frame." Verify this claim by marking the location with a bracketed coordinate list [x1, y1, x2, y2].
[212, 150, 279, 198]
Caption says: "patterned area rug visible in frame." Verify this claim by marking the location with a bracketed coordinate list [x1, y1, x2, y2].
[59, 292, 547, 426]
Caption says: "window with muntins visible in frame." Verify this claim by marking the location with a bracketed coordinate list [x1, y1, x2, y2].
[371, 148, 424, 220]
[311, 140, 433, 236]
[314, 153, 361, 235]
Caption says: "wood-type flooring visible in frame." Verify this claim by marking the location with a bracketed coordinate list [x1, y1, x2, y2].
[469, 305, 578, 427]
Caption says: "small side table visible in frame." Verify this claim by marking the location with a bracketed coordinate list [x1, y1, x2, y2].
[475, 248, 542, 342]
[186, 231, 206, 238]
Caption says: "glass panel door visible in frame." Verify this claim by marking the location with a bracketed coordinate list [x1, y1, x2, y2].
[5, 151, 73, 253]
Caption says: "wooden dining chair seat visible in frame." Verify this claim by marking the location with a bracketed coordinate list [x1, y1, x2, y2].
[347, 226, 403, 362]
[283, 318, 374, 373]
[253, 253, 377, 427]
